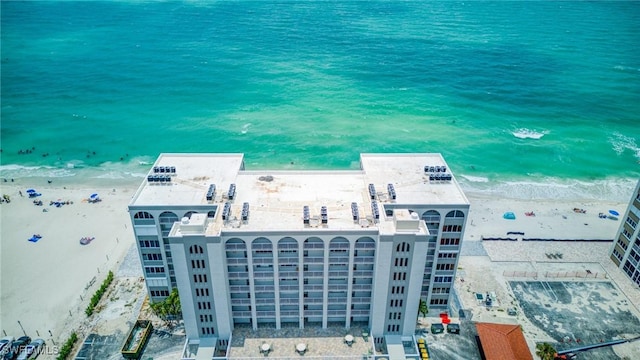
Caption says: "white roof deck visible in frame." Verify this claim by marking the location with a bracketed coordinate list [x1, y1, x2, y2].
[132, 153, 469, 234]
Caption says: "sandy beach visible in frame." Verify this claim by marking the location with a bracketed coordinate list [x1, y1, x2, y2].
[0, 178, 137, 343]
[1, 176, 637, 358]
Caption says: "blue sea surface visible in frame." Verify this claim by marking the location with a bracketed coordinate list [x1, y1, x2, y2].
[1, 1, 639, 199]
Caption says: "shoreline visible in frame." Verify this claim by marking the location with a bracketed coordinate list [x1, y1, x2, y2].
[1, 160, 638, 202]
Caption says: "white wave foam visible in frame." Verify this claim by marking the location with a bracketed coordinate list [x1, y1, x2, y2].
[460, 177, 638, 203]
[0, 164, 76, 178]
[609, 132, 640, 159]
[613, 65, 639, 72]
[459, 174, 489, 183]
[241, 123, 252, 134]
[512, 128, 548, 140]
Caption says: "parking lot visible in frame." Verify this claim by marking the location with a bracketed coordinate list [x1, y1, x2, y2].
[511, 280, 640, 359]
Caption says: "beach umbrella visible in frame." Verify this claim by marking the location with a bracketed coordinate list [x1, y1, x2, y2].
[609, 210, 620, 216]
[26, 189, 36, 193]
[90, 193, 98, 198]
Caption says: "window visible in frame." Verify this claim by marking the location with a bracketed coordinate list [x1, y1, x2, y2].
[133, 211, 154, 224]
[617, 238, 629, 251]
[144, 266, 165, 275]
[627, 216, 638, 229]
[139, 240, 160, 248]
[438, 252, 457, 259]
[190, 245, 204, 254]
[440, 238, 460, 246]
[430, 298, 449, 305]
[432, 287, 450, 294]
[436, 263, 455, 271]
[442, 224, 462, 232]
[623, 229, 633, 240]
[613, 249, 623, 261]
[142, 253, 162, 261]
[150, 290, 169, 297]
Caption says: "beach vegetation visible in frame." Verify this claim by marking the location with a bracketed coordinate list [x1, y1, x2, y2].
[418, 299, 429, 318]
[85, 270, 114, 316]
[535, 342, 557, 360]
[56, 331, 78, 360]
[150, 288, 182, 327]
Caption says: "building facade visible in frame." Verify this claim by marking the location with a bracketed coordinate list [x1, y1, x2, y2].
[128, 153, 469, 355]
[610, 179, 640, 286]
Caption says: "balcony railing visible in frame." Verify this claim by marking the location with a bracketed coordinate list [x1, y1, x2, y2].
[226, 258, 247, 264]
[328, 271, 349, 277]
[229, 285, 250, 292]
[352, 270, 373, 277]
[303, 284, 324, 291]
[303, 271, 324, 277]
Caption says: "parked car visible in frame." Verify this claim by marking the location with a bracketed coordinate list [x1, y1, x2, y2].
[430, 323, 445, 334]
[0, 337, 14, 353]
[5, 337, 31, 360]
[447, 323, 460, 334]
[17, 339, 44, 360]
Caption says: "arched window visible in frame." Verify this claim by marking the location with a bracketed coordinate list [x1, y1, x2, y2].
[133, 211, 154, 225]
[396, 242, 410, 253]
[159, 211, 179, 237]
[190, 245, 204, 254]
[134, 211, 153, 219]
[445, 210, 465, 218]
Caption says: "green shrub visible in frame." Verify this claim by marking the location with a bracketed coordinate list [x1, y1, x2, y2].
[56, 332, 78, 360]
[85, 271, 114, 316]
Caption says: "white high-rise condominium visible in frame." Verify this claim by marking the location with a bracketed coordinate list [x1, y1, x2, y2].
[128, 153, 469, 357]
[610, 179, 640, 285]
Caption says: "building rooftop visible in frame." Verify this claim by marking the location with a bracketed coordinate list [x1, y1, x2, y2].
[131, 153, 469, 234]
[475, 322, 533, 360]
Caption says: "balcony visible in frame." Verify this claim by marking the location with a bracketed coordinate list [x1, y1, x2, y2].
[253, 272, 274, 278]
[232, 311, 252, 317]
[327, 284, 348, 291]
[303, 271, 324, 277]
[229, 285, 250, 292]
[254, 285, 275, 292]
[255, 311, 276, 317]
[226, 258, 247, 265]
[350, 297, 371, 304]
[328, 297, 347, 304]
[328, 271, 349, 277]
[327, 310, 346, 316]
[278, 257, 299, 264]
[352, 270, 373, 278]
[350, 309, 371, 316]
[255, 298, 275, 305]
[280, 298, 299, 304]
[303, 284, 324, 291]
[227, 272, 248, 279]
[279, 285, 300, 291]
[351, 284, 372, 290]
[279, 271, 298, 278]
[230, 298, 251, 305]
[304, 297, 323, 304]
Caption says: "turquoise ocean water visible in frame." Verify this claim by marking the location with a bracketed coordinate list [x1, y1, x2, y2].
[1, 1, 639, 200]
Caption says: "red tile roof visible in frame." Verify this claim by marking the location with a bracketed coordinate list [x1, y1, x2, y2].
[475, 322, 533, 360]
